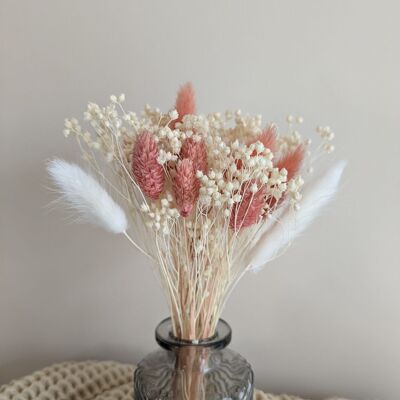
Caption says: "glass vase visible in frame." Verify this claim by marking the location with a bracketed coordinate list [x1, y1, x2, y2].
[133, 318, 254, 400]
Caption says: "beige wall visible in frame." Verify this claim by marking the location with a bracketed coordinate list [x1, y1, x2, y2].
[1, 1, 399, 399]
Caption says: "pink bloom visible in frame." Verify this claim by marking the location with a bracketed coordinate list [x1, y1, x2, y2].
[172, 82, 196, 128]
[276, 144, 304, 181]
[265, 144, 305, 211]
[229, 180, 266, 231]
[256, 124, 277, 152]
[235, 125, 277, 171]
[247, 125, 276, 155]
[247, 124, 276, 152]
[132, 131, 165, 199]
[173, 159, 199, 217]
[180, 138, 208, 174]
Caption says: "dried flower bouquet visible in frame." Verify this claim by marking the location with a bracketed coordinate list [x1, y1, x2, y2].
[48, 83, 345, 342]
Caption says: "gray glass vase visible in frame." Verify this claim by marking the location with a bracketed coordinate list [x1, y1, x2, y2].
[133, 318, 254, 400]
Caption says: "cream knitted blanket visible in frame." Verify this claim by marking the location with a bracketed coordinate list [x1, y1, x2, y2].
[0, 361, 348, 400]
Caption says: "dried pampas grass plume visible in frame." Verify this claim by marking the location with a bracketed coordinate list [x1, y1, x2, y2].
[247, 160, 346, 271]
[47, 159, 128, 234]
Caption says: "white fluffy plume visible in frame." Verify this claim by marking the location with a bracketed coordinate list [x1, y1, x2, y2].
[247, 160, 347, 271]
[47, 159, 128, 234]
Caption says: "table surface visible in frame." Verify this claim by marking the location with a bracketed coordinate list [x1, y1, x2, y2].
[0, 361, 348, 400]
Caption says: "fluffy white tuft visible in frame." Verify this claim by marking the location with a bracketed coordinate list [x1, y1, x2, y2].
[47, 159, 128, 234]
[247, 160, 347, 271]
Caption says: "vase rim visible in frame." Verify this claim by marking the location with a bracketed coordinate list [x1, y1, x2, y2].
[155, 317, 232, 350]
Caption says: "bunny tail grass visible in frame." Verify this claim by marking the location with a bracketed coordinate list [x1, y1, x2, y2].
[247, 160, 347, 271]
[47, 159, 128, 234]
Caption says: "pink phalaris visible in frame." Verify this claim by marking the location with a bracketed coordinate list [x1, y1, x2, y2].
[180, 137, 208, 174]
[229, 180, 266, 231]
[173, 159, 199, 217]
[132, 131, 165, 199]
[172, 82, 196, 128]
[276, 144, 304, 181]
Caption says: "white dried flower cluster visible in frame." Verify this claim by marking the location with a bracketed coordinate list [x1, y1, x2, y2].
[194, 138, 287, 214]
[287, 176, 305, 210]
[140, 194, 180, 235]
[153, 126, 182, 159]
[316, 125, 335, 154]
[274, 116, 308, 154]
[59, 87, 338, 342]
[276, 129, 306, 153]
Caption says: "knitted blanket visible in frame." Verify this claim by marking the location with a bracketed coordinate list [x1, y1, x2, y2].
[0, 361, 348, 400]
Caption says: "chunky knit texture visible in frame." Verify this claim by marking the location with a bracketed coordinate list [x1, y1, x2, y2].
[0, 361, 350, 400]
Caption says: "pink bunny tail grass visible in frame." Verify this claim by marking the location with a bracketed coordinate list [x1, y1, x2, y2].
[172, 82, 196, 128]
[236, 125, 277, 171]
[173, 158, 199, 217]
[258, 124, 277, 152]
[180, 138, 208, 174]
[132, 131, 165, 199]
[229, 180, 266, 231]
[247, 124, 277, 153]
[276, 144, 305, 181]
[264, 145, 305, 211]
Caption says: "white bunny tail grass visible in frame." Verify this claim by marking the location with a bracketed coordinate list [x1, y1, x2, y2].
[47, 159, 128, 234]
[247, 160, 347, 271]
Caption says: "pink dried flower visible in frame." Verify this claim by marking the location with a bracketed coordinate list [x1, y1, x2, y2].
[265, 144, 305, 211]
[257, 124, 277, 152]
[173, 159, 199, 217]
[172, 82, 196, 128]
[180, 138, 208, 174]
[230, 180, 266, 231]
[235, 125, 277, 171]
[276, 144, 304, 181]
[132, 131, 165, 199]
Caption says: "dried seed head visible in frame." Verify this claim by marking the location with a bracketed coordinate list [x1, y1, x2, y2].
[230, 180, 266, 231]
[181, 137, 208, 174]
[173, 158, 199, 217]
[132, 131, 165, 199]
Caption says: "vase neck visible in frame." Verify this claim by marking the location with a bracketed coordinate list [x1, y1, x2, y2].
[155, 318, 232, 351]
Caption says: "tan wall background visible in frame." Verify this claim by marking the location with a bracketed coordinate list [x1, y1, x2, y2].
[1, 1, 399, 399]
